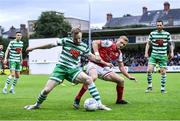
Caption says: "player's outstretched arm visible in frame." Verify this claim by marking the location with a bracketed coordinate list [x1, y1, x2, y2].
[26, 43, 56, 53]
[3, 48, 10, 65]
[118, 61, 137, 82]
[144, 41, 150, 58]
[168, 41, 174, 60]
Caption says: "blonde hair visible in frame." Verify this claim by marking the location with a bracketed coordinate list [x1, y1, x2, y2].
[71, 28, 81, 36]
[120, 35, 129, 42]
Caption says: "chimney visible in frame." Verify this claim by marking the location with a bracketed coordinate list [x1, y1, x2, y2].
[164, 2, 170, 12]
[20, 24, 26, 29]
[142, 6, 148, 14]
[106, 13, 113, 22]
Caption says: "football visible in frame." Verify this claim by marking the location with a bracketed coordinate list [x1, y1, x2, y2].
[84, 98, 98, 111]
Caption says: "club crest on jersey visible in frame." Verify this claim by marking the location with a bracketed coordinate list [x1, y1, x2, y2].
[155, 39, 163, 46]
[15, 48, 22, 54]
[69, 49, 80, 58]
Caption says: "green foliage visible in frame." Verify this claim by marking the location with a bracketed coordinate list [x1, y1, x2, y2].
[21, 36, 29, 59]
[0, 37, 10, 52]
[0, 73, 180, 120]
[32, 11, 72, 38]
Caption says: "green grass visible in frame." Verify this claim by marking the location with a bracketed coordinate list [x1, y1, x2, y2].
[0, 73, 180, 120]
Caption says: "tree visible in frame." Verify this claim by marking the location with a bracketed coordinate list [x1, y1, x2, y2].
[32, 11, 72, 38]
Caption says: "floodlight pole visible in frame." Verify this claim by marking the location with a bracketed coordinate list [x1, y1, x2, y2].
[88, 0, 92, 51]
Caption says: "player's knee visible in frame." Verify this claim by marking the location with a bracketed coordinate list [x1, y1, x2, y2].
[92, 75, 97, 81]
[147, 69, 153, 73]
[160, 69, 166, 74]
[117, 78, 124, 85]
[86, 76, 93, 85]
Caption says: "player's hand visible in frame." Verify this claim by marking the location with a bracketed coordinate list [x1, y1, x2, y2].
[3, 64, 8, 69]
[144, 53, 149, 58]
[95, 55, 101, 62]
[168, 52, 174, 60]
[129, 76, 137, 82]
[26, 47, 33, 53]
[105, 63, 114, 68]
[3, 59, 7, 65]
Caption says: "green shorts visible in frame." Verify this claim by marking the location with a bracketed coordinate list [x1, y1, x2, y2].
[49, 64, 82, 84]
[9, 61, 22, 71]
[149, 55, 168, 68]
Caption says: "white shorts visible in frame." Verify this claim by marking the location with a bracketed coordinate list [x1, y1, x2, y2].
[86, 62, 113, 79]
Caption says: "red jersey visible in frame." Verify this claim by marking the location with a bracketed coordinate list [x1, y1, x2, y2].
[93, 40, 123, 67]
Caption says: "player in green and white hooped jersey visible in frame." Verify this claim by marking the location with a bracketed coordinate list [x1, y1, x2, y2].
[145, 20, 174, 93]
[0, 45, 5, 74]
[24, 28, 111, 111]
[2, 32, 23, 94]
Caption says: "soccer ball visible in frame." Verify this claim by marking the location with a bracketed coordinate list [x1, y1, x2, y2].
[84, 98, 98, 111]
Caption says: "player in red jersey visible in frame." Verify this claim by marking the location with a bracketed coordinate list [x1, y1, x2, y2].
[73, 36, 137, 109]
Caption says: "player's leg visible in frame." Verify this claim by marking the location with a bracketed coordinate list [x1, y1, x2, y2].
[9, 71, 20, 94]
[74, 71, 111, 111]
[24, 64, 64, 110]
[74, 63, 98, 109]
[2, 61, 16, 94]
[103, 72, 128, 104]
[9, 62, 21, 94]
[145, 56, 155, 93]
[145, 64, 154, 92]
[24, 79, 60, 110]
[159, 57, 168, 93]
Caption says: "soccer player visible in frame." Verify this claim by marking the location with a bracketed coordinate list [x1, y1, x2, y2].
[73, 36, 137, 109]
[24, 28, 111, 111]
[0, 45, 5, 74]
[145, 20, 174, 93]
[2, 32, 23, 94]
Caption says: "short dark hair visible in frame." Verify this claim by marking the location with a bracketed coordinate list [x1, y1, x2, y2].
[16, 31, 21, 34]
[156, 20, 163, 25]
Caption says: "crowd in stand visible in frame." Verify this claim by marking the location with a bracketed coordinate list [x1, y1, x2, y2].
[80, 49, 180, 67]
[121, 50, 180, 67]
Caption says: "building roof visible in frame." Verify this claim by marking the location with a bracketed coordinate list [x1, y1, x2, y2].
[105, 8, 180, 28]
[140, 8, 180, 23]
[105, 16, 141, 27]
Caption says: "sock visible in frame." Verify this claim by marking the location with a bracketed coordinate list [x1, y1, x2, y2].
[11, 77, 19, 90]
[161, 73, 166, 90]
[75, 84, 88, 100]
[36, 91, 47, 106]
[116, 85, 124, 102]
[88, 82, 101, 105]
[147, 73, 152, 87]
[4, 75, 13, 89]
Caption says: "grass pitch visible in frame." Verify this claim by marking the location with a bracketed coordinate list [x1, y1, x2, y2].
[0, 73, 180, 120]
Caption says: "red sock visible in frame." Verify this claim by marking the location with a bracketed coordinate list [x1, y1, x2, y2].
[116, 85, 124, 102]
[75, 84, 88, 100]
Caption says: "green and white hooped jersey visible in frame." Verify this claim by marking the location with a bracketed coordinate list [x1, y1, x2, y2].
[149, 30, 171, 56]
[57, 37, 90, 69]
[0, 51, 4, 61]
[8, 39, 23, 62]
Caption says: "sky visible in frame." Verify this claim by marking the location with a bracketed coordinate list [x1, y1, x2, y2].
[0, 0, 180, 31]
